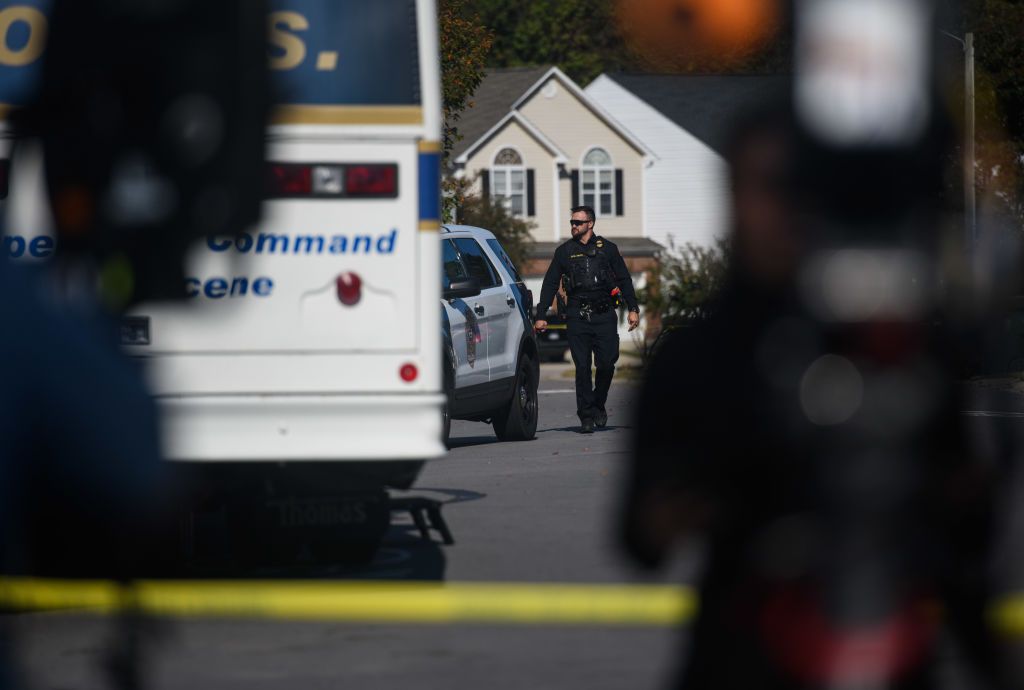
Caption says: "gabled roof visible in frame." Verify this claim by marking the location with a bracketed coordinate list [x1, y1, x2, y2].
[454, 110, 568, 165]
[450, 67, 550, 160]
[510, 67, 655, 159]
[603, 74, 788, 156]
[450, 65, 655, 165]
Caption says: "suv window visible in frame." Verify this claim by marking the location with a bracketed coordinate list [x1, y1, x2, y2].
[486, 239, 522, 283]
[453, 238, 500, 288]
[442, 239, 469, 291]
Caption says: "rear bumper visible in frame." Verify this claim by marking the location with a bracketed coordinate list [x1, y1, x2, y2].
[157, 393, 446, 464]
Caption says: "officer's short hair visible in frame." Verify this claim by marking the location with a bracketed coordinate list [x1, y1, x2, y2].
[571, 206, 595, 222]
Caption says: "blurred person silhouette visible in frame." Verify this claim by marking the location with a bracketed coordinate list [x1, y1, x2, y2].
[621, 103, 1003, 689]
[0, 259, 172, 688]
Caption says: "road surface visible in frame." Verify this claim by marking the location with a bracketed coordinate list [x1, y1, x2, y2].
[11, 366, 695, 690]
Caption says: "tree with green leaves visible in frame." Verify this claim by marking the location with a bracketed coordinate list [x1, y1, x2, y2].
[635, 239, 729, 360]
[439, 0, 493, 222]
[439, 1, 536, 269]
[965, 0, 1024, 230]
[463, 0, 790, 85]
[455, 188, 534, 271]
[461, 0, 633, 85]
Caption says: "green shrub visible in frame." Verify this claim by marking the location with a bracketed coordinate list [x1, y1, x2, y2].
[636, 239, 729, 360]
[456, 193, 536, 270]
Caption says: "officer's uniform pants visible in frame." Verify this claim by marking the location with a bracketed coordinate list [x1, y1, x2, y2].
[567, 309, 619, 422]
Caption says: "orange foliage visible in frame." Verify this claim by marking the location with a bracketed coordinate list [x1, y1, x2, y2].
[616, 0, 781, 70]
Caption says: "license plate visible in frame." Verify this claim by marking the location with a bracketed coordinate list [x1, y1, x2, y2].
[266, 497, 369, 528]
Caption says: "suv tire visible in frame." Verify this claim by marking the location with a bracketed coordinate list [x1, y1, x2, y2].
[492, 354, 538, 441]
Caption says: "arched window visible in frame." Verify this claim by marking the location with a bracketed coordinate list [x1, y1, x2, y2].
[490, 147, 526, 217]
[580, 147, 614, 216]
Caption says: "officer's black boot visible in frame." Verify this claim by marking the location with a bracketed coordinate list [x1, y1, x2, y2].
[595, 408, 608, 428]
[580, 418, 595, 434]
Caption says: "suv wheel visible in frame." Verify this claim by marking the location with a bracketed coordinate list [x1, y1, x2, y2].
[492, 355, 538, 441]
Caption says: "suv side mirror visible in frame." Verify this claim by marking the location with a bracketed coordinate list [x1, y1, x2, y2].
[444, 279, 480, 300]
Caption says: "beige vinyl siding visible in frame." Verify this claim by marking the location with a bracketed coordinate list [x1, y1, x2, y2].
[463, 119, 557, 242]
[519, 77, 644, 240]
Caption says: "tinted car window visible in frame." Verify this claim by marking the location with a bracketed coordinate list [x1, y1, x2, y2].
[453, 238, 500, 288]
[486, 239, 522, 283]
[442, 239, 468, 291]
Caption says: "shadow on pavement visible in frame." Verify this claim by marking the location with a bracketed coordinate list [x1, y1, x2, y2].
[536, 425, 631, 434]
[447, 435, 502, 449]
[180, 512, 450, 582]
[23, 488, 493, 583]
[393, 487, 487, 506]
[186, 490, 492, 581]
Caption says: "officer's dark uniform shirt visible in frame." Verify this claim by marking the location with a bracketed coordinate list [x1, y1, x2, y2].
[536, 235, 638, 317]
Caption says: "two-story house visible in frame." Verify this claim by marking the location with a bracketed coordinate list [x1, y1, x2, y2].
[450, 66, 663, 343]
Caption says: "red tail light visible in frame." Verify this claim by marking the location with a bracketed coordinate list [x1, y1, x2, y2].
[266, 164, 311, 196]
[346, 165, 396, 196]
[335, 272, 362, 306]
[265, 163, 397, 199]
[400, 363, 418, 383]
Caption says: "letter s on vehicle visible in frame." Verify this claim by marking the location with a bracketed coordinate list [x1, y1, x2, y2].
[267, 11, 308, 70]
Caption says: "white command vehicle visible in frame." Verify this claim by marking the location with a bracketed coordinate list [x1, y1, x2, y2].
[130, 1, 445, 496]
[0, 1, 444, 556]
[440, 225, 539, 446]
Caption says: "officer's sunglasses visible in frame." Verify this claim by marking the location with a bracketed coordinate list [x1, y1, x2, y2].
[570, 219, 590, 226]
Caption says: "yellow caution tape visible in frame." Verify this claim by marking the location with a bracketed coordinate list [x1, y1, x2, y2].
[0, 578, 696, 626]
[2, 577, 1020, 635]
[990, 592, 1024, 638]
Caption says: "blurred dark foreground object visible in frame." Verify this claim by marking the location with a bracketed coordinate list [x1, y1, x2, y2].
[0, 263, 175, 579]
[0, 262, 178, 690]
[19, 0, 268, 307]
[626, 281, 998, 689]
[621, 95, 1005, 687]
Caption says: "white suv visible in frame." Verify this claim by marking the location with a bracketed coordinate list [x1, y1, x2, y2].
[440, 225, 539, 444]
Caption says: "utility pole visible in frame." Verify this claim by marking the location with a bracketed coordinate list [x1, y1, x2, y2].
[941, 29, 976, 251]
[965, 32, 976, 250]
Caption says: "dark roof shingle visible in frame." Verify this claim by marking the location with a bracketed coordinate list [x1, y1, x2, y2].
[605, 74, 788, 155]
[449, 66, 550, 160]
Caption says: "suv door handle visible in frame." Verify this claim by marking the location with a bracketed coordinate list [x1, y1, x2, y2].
[506, 296, 516, 309]
[474, 304, 485, 316]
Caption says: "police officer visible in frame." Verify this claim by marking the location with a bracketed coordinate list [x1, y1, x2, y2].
[535, 206, 639, 433]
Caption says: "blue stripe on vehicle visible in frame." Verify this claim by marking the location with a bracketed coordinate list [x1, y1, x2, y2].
[418, 150, 441, 224]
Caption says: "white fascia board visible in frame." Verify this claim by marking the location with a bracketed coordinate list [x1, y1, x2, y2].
[513, 67, 658, 162]
[454, 111, 567, 165]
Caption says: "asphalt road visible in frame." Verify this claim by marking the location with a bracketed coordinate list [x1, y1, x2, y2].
[13, 373, 1024, 690]
[11, 366, 694, 690]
